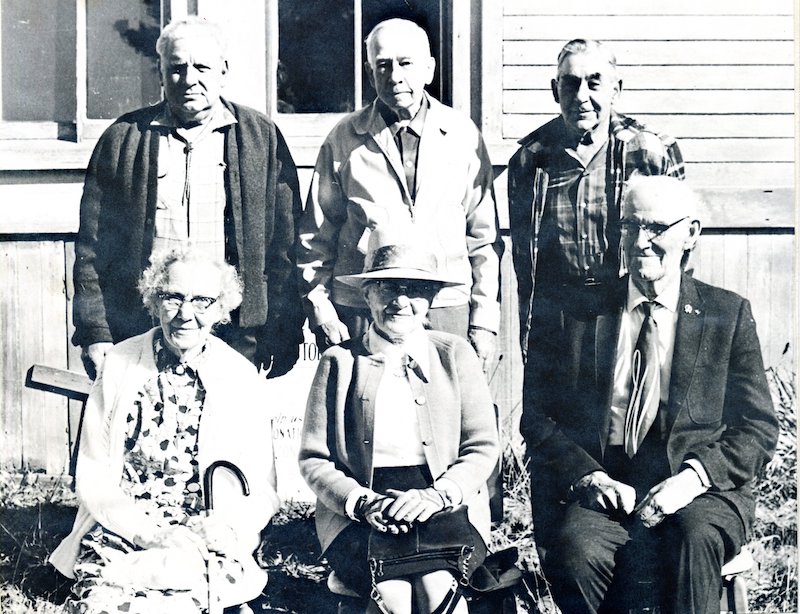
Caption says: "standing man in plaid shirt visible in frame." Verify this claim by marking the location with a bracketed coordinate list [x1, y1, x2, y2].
[508, 39, 685, 553]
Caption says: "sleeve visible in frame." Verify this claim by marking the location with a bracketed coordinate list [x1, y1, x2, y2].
[257, 124, 306, 376]
[298, 353, 363, 515]
[296, 136, 350, 329]
[436, 341, 500, 497]
[72, 134, 117, 348]
[684, 299, 779, 490]
[74, 369, 163, 546]
[463, 130, 503, 333]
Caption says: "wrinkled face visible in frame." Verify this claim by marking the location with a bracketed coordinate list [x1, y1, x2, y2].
[363, 279, 439, 340]
[157, 261, 223, 357]
[367, 26, 435, 118]
[622, 191, 699, 292]
[552, 51, 620, 137]
[160, 33, 227, 125]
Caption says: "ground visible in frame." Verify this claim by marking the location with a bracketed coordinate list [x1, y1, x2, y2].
[0, 365, 795, 613]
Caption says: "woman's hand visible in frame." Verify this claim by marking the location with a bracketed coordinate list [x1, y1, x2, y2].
[138, 524, 209, 557]
[356, 494, 410, 534]
[184, 514, 240, 557]
[384, 488, 447, 524]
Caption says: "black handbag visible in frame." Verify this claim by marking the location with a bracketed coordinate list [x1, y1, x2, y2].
[367, 505, 486, 612]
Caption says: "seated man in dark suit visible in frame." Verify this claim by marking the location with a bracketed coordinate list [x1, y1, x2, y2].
[522, 175, 778, 614]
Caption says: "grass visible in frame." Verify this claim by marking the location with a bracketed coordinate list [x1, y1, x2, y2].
[0, 366, 795, 613]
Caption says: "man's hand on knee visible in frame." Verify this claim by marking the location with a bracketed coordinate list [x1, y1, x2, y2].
[572, 471, 636, 515]
[634, 469, 709, 528]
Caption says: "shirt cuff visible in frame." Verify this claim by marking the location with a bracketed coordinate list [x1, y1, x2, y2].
[344, 487, 373, 520]
[432, 478, 463, 507]
[682, 459, 712, 489]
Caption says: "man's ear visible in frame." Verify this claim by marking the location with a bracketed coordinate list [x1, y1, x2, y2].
[683, 219, 702, 251]
[551, 78, 559, 104]
[157, 59, 164, 87]
[424, 56, 436, 86]
[365, 61, 375, 88]
[611, 78, 623, 104]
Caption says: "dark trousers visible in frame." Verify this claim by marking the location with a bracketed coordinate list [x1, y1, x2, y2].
[542, 446, 748, 614]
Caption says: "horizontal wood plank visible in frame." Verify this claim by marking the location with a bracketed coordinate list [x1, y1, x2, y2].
[28, 365, 91, 399]
[0, 184, 83, 234]
[504, 65, 794, 91]
[504, 40, 795, 66]
[503, 15, 794, 40]
[673, 138, 793, 163]
[504, 90, 794, 115]
[504, 0, 793, 16]
[502, 114, 795, 140]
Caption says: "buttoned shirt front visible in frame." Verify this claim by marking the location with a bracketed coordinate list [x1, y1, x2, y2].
[365, 325, 429, 468]
[537, 130, 616, 285]
[378, 98, 429, 200]
[150, 103, 237, 261]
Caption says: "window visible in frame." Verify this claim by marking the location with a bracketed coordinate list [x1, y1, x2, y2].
[271, 0, 450, 149]
[0, 0, 160, 141]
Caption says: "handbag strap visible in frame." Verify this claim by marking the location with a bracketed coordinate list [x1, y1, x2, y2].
[368, 547, 474, 614]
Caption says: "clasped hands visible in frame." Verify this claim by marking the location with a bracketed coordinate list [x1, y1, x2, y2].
[573, 469, 708, 528]
[139, 514, 240, 558]
[355, 487, 449, 534]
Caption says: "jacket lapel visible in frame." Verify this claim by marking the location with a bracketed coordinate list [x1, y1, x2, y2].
[596, 296, 624, 456]
[360, 104, 412, 204]
[414, 96, 448, 202]
[664, 274, 706, 434]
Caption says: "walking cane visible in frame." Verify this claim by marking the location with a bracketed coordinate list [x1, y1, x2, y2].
[203, 461, 250, 614]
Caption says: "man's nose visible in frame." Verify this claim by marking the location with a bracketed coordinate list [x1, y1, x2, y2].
[576, 79, 591, 101]
[393, 293, 412, 307]
[184, 65, 200, 85]
[386, 61, 403, 82]
[633, 226, 654, 248]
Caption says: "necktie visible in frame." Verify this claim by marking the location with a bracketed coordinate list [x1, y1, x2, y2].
[623, 301, 660, 457]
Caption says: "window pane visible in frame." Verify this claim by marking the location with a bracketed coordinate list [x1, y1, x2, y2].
[1, 0, 76, 121]
[361, 0, 443, 108]
[86, 0, 161, 119]
[278, 1, 354, 114]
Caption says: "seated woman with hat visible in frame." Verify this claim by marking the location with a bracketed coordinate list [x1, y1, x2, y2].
[299, 230, 499, 614]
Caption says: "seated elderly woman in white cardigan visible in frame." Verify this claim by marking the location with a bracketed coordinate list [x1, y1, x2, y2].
[50, 246, 280, 614]
[299, 232, 499, 614]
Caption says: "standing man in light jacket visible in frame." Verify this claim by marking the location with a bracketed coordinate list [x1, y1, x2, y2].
[297, 18, 502, 373]
[73, 16, 305, 379]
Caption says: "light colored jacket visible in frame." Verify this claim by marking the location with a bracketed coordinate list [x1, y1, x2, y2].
[297, 94, 502, 332]
[298, 331, 499, 553]
[50, 329, 280, 605]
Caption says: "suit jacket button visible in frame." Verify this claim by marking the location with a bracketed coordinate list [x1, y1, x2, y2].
[415, 396, 426, 405]
[363, 440, 370, 445]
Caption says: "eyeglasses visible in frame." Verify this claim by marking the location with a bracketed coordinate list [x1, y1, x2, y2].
[157, 292, 218, 314]
[619, 216, 689, 242]
[368, 280, 439, 298]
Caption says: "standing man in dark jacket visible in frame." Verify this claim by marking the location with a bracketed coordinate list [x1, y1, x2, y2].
[73, 16, 304, 379]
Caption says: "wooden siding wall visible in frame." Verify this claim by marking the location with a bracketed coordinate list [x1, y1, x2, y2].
[0, 2, 795, 477]
[493, 0, 794, 189]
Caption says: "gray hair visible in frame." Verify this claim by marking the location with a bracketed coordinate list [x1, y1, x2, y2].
[139, 245, 243, 324]
[156, 16, 228, 60]
[365, 18, 431, 65]
[556, 39, 617, 76]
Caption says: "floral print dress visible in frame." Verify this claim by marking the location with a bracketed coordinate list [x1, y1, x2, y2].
[65, 337, 246, 614]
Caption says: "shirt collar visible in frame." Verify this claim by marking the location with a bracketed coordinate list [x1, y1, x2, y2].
[377, 95, 429, 138]
[366, 324, 431, 379]
[151, 101, 237, 131]
[626, 276, 681, 314]
[153, 330, 207, 374]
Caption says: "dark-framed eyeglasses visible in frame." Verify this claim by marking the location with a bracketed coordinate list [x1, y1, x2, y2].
[369, 279, 440, 298]
[619, 216, 689, 242]
[157, 292, 218, 314]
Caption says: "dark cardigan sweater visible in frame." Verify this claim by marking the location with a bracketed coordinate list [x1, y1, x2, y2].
[72, 99, 304, 364]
